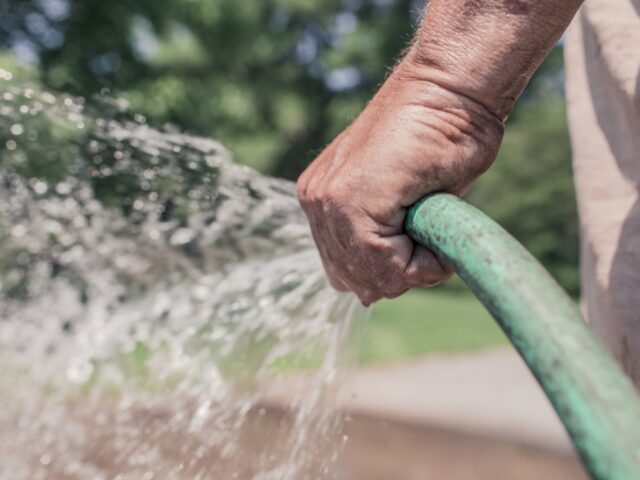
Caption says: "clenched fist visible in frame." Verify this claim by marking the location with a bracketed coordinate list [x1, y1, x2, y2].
[296, 55, 504, 305]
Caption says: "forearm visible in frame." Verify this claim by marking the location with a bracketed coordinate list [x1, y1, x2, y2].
[406, 0, 584, 120]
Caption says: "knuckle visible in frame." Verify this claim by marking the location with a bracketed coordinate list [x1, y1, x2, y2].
[375, 241, 397, 258]
[323, 176, 351, 203]
[321, 193, 344, 218]
[405, 266, 423, 285]
[296, 168, 310, 198]
[296, 180, 307, 203]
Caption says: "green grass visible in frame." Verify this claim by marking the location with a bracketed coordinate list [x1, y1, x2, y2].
[274, 288, 509, 370]
[358, 289, 508, 365]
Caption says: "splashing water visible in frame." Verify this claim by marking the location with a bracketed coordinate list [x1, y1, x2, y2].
[0, 76, 366, 479]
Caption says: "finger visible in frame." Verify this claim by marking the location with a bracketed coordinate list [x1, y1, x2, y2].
[404, 244, 453, 288]
[304, 192, 356, 295]
[297, 136, 345, 203]
[349, 278, 409, 305]
[308, 221, 350, 293]
[324, 262, 375, 305]
[364, 234, 413, 298]
[297, 151, 332, 205]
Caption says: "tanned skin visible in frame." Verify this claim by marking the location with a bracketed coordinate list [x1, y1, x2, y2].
[297, 0, 584, 305]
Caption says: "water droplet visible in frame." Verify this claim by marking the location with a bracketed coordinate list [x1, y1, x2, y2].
[170, 228, 195, 246]
[55, 182, 72, 195]
[66, 358, 94, 384]
[16, 252, 29, 265]
[11, 225, 26, 238]
[41, 92, 56, 104]
[10, 124, 24, 136]
[33, 180, 48, 195]
[0, 68, 13, 80]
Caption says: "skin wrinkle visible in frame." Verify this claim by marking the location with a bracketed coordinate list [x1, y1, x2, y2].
[413, 0, 583, 118]
[397, 79, 503, 136]
[407, 103, 475, 141]
[402, 63, 506, 125]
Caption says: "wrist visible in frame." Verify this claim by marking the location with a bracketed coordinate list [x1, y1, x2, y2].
[391, 55, 507, 132]
[378, 60, 505, 183]
[402, 41, 522, 122]
[405, 0, 583, 121]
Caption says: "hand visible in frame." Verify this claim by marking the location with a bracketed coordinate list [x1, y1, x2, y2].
[296, 56, 505, 305]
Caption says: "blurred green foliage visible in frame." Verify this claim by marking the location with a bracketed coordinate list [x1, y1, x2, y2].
[1, 0, 421, 176]
[468, 98, 579, 295]
[0, 0, 579, 294]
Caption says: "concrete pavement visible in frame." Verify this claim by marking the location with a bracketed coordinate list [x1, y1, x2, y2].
[262, 347, 574, 454]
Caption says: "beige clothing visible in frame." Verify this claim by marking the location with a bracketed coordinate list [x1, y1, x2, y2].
[565, 0, 640, 384]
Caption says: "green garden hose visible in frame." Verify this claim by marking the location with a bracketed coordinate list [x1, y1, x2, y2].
[405, 193, 640, 480]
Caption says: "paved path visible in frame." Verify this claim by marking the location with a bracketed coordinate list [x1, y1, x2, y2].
[337, 348, 572, 452]
[263, 348, 574, 453]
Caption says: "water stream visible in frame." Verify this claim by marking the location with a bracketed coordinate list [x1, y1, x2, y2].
[0, 78, 365, 479]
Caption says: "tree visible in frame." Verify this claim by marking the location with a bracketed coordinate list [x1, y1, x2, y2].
[1, 0, 422, 177]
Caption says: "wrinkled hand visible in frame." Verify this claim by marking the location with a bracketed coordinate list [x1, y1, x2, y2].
[297, 57, 504, 305]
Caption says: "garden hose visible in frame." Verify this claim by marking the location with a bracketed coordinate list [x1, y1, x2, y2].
[405, 193, 640, 480]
